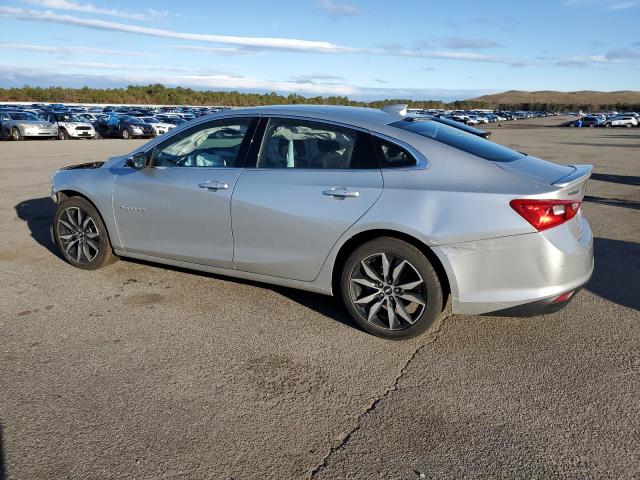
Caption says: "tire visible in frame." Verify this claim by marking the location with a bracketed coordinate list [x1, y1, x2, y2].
[340, 237, 444, 340]
[58, 128, 68, 140]
[569, 123, 575, 128]
[94, 131, 101, 139]
[53, 196, 116, 270]
[626, 123, 633, 128]
[605, 123, 611, 128]
[11, 127, 23, 141]
[122, 129, 130, 139]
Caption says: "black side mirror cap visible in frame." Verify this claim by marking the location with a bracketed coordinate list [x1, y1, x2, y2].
[125, 152, 147, 169]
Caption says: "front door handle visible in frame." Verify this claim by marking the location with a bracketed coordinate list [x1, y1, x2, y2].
[322, 187, 360, 198]
[199, 181, 229, 190]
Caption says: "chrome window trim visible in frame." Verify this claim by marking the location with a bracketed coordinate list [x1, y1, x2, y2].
[370, 132, 430, 170]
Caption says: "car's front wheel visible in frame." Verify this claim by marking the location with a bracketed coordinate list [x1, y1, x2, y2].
[53, 196, 116, 270]
[341, 237, 444, 339]
[122, 129, 130, 139]
[58, 129, 68, 140]
[11, 128, 23, 140]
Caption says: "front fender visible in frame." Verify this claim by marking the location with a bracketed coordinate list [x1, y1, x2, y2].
[52, 166, 122, 249]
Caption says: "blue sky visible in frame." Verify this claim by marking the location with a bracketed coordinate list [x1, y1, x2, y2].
[0, 0, 638, 101]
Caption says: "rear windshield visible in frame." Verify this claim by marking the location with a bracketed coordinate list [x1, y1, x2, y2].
[390, 119, 524, 162]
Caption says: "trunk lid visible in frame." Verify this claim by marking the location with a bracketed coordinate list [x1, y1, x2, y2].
[498, 156, 592, 200]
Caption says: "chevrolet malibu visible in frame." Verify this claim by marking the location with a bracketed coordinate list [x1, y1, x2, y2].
[50, 105, 594, 339]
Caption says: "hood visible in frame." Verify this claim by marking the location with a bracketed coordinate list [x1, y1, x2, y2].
[14, 120, 52, 126]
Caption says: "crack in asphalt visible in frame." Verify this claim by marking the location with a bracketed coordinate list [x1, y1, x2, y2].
[307, 312, 453, 479]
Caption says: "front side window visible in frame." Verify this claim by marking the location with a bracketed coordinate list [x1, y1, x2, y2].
[151, 117, 254, 168]
[256, 118, 375, 169]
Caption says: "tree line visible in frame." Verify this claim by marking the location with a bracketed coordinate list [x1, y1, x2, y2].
[0, 84, 637, 112]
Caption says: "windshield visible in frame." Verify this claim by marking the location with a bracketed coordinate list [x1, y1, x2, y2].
[141, 117, 160, 124]
[119, 115, 144, 124]
[8, 112, 39, 121]
[391, 119, 524, 162]
[56, 113, 83, 122]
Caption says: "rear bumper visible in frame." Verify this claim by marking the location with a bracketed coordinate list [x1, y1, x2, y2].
[434, 214, 594, 315]
[482, 287, 584, 317]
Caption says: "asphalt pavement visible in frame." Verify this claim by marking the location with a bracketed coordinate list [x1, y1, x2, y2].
[1, 117, 638, 479]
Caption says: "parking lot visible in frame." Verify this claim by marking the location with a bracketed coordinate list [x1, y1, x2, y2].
[1, 116, 638, 479]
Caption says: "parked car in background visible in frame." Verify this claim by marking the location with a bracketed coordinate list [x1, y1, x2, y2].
[567, 116, 605, 128]
[94, 114, 155, 139]
[50, 105, 593, 340]
[604, 115, 638, 128]
[155, 114, 187, 126]
[139, 116, 176, 136]
[45, 112, 96, 139]
[0, 111, 58, 140]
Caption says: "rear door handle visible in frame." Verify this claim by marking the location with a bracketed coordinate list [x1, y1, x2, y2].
[322, 187, 360, 198]
[199, 181, 229, 190]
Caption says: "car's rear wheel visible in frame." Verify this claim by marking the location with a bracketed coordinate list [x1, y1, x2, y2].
[341, 237, 444, 340]
[94, 131, 101, 139]
[626, 123, 633, 128]
[53, 197, 116, 270]
[11, 128, 23, 141]
[122, 129, 130, 139]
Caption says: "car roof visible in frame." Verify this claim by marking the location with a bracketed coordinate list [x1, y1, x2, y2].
[212, 105, 404, 129]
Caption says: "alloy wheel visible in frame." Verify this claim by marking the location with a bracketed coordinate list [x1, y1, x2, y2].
[349, 252, 427, 330]
[57, 206, 101, 264]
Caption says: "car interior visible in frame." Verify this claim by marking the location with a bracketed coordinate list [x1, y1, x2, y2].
[257, 122, 356, 169]
[153, 123, 248, 167]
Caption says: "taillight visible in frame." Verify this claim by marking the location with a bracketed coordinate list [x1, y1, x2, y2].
[510, 199, 581, 231]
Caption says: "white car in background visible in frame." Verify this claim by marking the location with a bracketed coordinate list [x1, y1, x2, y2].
[139, 117, 176, 135]
[45, 112, 96, 139]
[604, 115, 638, 128]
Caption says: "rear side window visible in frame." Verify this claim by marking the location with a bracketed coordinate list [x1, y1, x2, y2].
[256, 118, 377, 169]
[372, 136, 417, 168]
[391, 119, 523, 162]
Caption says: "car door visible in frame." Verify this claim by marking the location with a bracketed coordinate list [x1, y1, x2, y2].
[112, 116, 258, 268]
[231, 116, 383, 281]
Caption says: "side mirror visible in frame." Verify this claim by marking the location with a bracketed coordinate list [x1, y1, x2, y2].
[125, 152, 147, 169]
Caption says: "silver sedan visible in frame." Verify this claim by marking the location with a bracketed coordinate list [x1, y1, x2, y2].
[50, 105, 594, 339]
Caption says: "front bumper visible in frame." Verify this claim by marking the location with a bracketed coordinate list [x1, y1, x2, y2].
[24, 127, 58, 137]
[69, 129, 95, 138]
[434, 214, 594, 315]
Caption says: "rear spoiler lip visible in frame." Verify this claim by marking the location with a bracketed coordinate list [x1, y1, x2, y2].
[552, 164, 593, 188]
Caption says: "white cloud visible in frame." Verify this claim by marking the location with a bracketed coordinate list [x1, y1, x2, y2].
[0, 43, 154, 57]
[0, 7, 357, 53]
[555, 49, 640, 66]
[22, 0, 167, 20]
[317, 0, 360, 17]
[0, 7, 533, 67]
[608, 1, 639, 9]
[440, 37, 503, 50]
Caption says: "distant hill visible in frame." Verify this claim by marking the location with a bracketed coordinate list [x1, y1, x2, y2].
[468, 90, 640, 110]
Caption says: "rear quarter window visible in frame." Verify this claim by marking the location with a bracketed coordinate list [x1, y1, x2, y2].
[391, 119, 524, 162]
